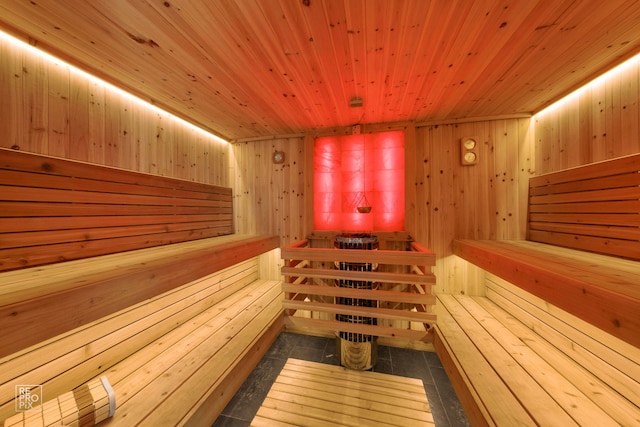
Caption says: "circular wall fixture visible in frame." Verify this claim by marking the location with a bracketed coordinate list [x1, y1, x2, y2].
[461, 137, 479, 165]
[272, 151, 285, 164]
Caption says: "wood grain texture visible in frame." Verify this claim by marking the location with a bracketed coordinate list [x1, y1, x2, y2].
[527, 153, 640, 259]
[0, 257, 283, 425]
[435, 293, 639, 426]
[2, 1, 640, 140]
[0, 234, 278, 358]
[0, 148, 233, 271]
[252, 358, 434, 427]
[453, 239, 640, 349]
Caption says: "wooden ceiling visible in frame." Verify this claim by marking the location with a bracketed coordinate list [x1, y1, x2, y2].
[1, 0, 640, 142]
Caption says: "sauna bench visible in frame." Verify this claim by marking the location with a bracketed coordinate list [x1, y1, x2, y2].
[0, 234, 284, 426]
[453, 239, 640, 349]
[442, 239, 640, 425]
[435, 285, 640, 427]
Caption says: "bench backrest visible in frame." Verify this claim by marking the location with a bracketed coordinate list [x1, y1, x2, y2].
[0, 148, 233, 271]
[528, 153, 640, 260]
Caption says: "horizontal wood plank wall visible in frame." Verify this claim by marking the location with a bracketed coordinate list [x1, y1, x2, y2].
[528, 153, 640, 259]
[0, 148, 233, 271]
[0, 34, 229, 184]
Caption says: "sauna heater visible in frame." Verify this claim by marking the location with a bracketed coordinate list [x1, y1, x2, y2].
[334, 233, 378, 370]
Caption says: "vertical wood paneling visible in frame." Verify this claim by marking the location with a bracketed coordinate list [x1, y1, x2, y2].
[411, 118, 532, 295]
[0, 36, 228, 186]
[534, 58, 640, 173]
[231, 138, 308, 245]
[232, 118, 532, 295]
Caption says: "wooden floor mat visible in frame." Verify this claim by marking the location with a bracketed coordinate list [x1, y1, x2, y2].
[251, 358, 435, 427]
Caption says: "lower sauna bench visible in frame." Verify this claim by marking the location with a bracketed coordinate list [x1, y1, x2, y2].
[434, 277, 640, 427]
[96, 278, 283, 426]
[0, 255, 284, 427]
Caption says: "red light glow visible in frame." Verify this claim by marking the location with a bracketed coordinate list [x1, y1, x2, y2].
[313, 131, 404, 231]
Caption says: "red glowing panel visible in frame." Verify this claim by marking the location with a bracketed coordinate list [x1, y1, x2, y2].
[313, 131, 404, 231]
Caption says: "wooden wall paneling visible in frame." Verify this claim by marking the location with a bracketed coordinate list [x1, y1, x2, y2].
[534, 58, 640, 174]
[23, 50, 48, 155]
[478, 120, 497, 240]
[2, 39, 23, 151]
[68, 71, 90, 162]
[87, 78, 106, 166]
[518, 118, 535, 240]
[231, 142, 248, 234]
[428, 125, 456, 295]
[503, 119, 521, 240]
[591, 75, 608, 161]
[303, 134, 314, 240]
[103, 85, 120, 168]
[412, 126, 431, 248]
[576, 88, 593, 165]
[0, 31, 231, 196]
[618, 59, 639, 156]
[557, 94, 572, 170]
[404, 124, 418, 240]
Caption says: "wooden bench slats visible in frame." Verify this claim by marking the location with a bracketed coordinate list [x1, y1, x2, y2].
[484, 285, 640, 423]
[1, 221, 231, 249]
[1, 186, 231, 209]
[0, 214, 228, 233]
[0, 149, 234, 272]
[146, 283, 282, 427]
[434, 297, 534, 427]
[528, 229, 640, 259]
[529, 212, 640, 226]
[1, 201, 232, 217]
[95, 278, 275, 393]
[0, 148, 229, 196]
[104, 279, 282, 426]
[529, 200, 640, 214]
[527, 153, 640, 259]
[530, 186, 640, 204]
[442, 294, 622, 427]
[529, 222, 640, 241]
[529, 153, 640, 187]
[0, 260, 259, 417]
[0, 234, 279, 358]
[0, 226, 233, 271]
[453, 240, 640, 348]
[528, 171, 640, 196]
[485, 276, 640, 408]
[0, 169, 231, 201]
[436, 293, 640, 427]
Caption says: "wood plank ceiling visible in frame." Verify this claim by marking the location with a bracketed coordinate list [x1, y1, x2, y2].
[1, 0, 640, 142]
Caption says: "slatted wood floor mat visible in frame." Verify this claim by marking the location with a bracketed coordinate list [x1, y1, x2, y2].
[251, 358, 435, 427]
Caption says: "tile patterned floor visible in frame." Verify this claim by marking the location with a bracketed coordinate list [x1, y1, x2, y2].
[213, 332, 470, 427]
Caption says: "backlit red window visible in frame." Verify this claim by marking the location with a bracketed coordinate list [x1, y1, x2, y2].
[313, 131, 404, 231]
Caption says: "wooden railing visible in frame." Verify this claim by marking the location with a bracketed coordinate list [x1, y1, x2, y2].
[280, 238, 436, 343]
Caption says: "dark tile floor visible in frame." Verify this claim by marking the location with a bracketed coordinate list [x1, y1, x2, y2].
[213, 332, 470, 427]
